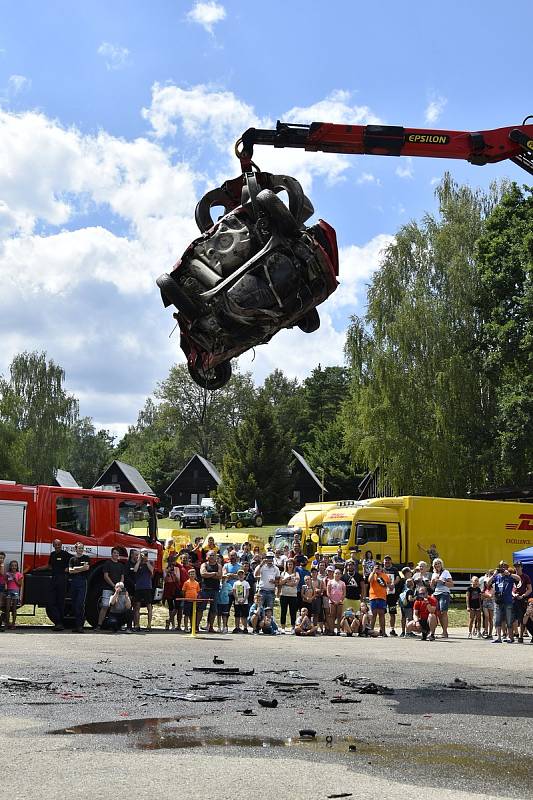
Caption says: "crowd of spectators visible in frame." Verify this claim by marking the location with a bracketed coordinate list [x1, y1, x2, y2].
[1, 536, 531, 641]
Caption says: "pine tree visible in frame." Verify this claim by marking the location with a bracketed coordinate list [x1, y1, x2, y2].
[216, 396, 293, 518]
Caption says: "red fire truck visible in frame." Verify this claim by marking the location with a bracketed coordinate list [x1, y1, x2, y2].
[0, 481, 164, 627]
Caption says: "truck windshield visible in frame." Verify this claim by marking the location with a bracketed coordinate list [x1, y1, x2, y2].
[120, 501, 157, 540]
[320, 521, 351, 546]
[273, 527, 301, 550]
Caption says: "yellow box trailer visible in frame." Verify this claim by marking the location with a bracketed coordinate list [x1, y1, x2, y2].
[319, 496, 533, 581]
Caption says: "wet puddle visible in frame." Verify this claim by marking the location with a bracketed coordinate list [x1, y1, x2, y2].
[49, 716, 532, 789]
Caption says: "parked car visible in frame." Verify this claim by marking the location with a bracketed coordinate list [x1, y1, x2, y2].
[169, 505, 185, 520]
[180, 505, 206, 528]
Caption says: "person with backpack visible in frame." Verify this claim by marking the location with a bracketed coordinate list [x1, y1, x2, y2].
[487, 561, 520, 644]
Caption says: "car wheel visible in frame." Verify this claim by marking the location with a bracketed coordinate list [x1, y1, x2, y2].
[156, 273, 200, 320]
[256, 189, 300, 237]
[188, 358, 232, 390]
[297, 309, 320, 333]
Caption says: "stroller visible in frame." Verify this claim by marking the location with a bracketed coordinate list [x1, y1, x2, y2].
[157, 170, 339, 389]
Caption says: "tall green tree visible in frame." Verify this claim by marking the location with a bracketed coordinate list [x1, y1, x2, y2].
[302, 415, 358, 500]
[65, 417, 115, 489]
[1, 352, 78, 484]
[343, 175, 501, 496]
[216, 396, 293, 518]
[475, 183, 533, 484]
[260, 369, 308, 447]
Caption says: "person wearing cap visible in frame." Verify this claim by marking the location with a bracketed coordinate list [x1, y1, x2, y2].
[231, 568, 251, 633]
[512, 561, 532, 643]
[254, 552, 280, 610]
[487, 561, 520, 643]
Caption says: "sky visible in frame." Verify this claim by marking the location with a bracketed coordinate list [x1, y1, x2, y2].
[0, 1, 530, 440]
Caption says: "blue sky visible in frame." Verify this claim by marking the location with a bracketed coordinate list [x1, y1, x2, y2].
[0, 1, 530, 438]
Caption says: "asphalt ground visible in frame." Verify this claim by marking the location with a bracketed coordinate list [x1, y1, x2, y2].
[1, 626, 532, 799]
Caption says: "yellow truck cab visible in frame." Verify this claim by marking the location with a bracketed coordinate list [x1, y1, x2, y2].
[272, 501, 338, 559]
[319, 496, 533, 589]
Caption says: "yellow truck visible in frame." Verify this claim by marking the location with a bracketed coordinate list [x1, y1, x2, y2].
[272, 501, 338, 558]
[318, 496, 533, 585]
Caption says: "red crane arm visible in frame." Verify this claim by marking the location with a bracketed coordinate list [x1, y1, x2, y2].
[238, 120, 533, 175]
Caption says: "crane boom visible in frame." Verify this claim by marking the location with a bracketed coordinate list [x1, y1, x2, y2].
[238, 120, 533, 175]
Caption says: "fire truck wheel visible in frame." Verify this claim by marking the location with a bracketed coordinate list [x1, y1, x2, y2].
[85, 584, 102, 629]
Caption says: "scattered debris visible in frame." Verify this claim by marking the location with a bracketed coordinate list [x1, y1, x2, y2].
[213, 656, 225, 665]
[258, 698, 278, 708]
[142, 691, 231, 702]
[333, 674, 394, 695]
[189, 680, 245, 689]
[330, 697, 362, 705]
[0, 675, 53, 690]
[240, 709, 257, 716]
[448, 678, 479, 689]
[265, 680, 320, 689]
[397, 722, 412, 727]
[348, 744, 357, 752]
[328, 794, 353, 798]
[299, 728, 317, 739]
[192, 667, 254, 676]
[93, 669, 165, 682]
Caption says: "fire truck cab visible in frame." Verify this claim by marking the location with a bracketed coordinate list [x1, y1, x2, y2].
[0, 481, 163, 627]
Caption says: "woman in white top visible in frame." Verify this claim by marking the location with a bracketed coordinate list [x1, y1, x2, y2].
[430, 557, 454, 638]
[278, 558, 300, 633]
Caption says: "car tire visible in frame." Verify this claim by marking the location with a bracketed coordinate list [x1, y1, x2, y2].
[156, 273, 200, 320]
[188, 358, 232, 390]
[256, 189, 300, 237]
[297, 309, 320, 333]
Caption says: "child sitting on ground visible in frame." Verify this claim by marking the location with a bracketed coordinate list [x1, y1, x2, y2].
[340, 606, 360, 637]
[261, 607, 279, 635]
[358, 601, 378, 637]
[182, 568, 201, 632]
[247, 593, 265, 633]
[295, 606, 318, 636]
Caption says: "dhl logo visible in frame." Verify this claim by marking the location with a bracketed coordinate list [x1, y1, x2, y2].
[505, 513, 533, 531]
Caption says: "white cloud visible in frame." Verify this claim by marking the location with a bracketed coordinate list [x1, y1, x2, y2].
[186, 1, 226, 33]
[356, 172, 380, 185]
[0, 86, 390, 431]
[425, 93, 447, 124]
[142, 84, 383, 195]
[327, 234, 394, 311]
[285, 90, 382, 127]
[395, 157, 413, 179]
[8, 75, 31, 95]
[97, 41, 130, 71]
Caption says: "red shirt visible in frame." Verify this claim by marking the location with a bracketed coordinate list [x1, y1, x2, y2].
[414, 595, 437, 620]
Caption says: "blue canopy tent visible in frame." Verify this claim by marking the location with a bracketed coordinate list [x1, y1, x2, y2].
[512, 546, 533, 583]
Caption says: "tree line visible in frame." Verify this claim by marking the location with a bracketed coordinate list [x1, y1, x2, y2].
[1, 177, 531, 510]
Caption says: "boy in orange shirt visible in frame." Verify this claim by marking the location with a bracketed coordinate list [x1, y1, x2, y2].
[182, 568, 201, 633]
[368, 562, 389, 637]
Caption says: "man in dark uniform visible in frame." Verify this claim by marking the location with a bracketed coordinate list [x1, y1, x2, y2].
[47, 539, 71, 630]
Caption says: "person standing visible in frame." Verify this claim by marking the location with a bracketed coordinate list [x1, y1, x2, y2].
[487, 561, 519, 644]
[254, 552, 280, 610]
[200, 550, 222, 633]
[133, 548, 154, 631]
[382, 555, 400, 636]
[46, 539, 71, 631]
[278, 558, 301, 633]
[430, 558, 454, 638]
[512, 561, 531, 643]
[368, 561, 388, 637]
[68, 542, 90, 633]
